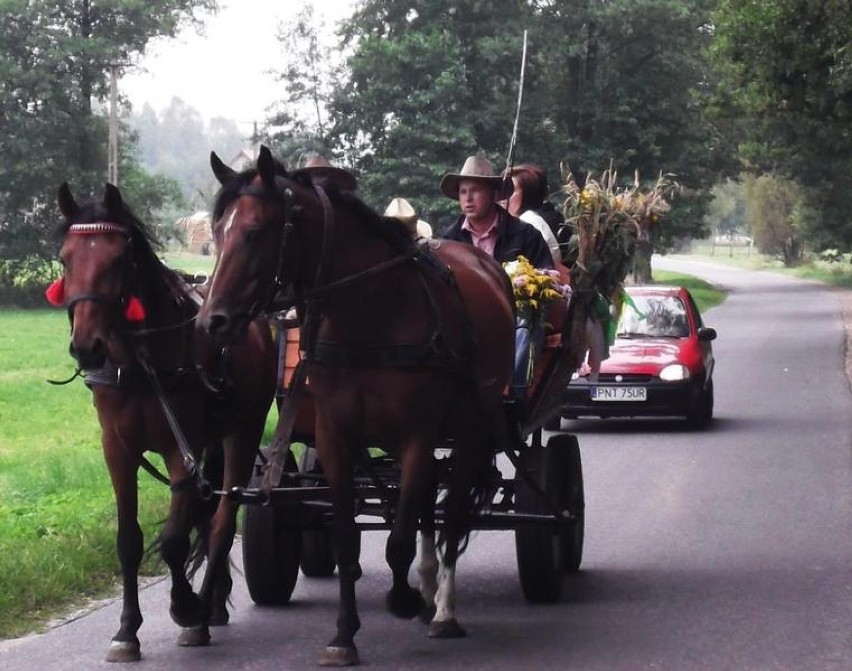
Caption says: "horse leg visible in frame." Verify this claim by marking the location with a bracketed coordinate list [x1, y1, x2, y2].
[385, 444, 432, 619]
[104, 452, 145, 662]
[417, 487, 439, 624]
[428, 418, 496, 639]
[159, 480, 203, 631]
[193, 431, 258, 633]
[318, 443, 362, 666]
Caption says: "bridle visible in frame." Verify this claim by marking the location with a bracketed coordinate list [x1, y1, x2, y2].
[222, 178, 421, 324]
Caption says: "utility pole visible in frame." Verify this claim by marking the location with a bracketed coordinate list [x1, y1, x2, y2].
[108, 64, 119, 186]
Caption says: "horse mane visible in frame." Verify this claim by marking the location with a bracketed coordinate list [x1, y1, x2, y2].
[319, 181, 416, 254]
[213, 163, 415, 255]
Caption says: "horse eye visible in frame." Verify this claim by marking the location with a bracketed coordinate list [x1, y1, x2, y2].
[243, 228, 264, 244]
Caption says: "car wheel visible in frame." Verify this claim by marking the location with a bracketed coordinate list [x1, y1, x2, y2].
[687, 379, 714, 428]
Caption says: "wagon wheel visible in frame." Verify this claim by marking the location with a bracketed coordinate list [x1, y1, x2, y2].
[514, 433, 584, 603]
[298, 446, 337, 578]
[241, 450, 302, 606]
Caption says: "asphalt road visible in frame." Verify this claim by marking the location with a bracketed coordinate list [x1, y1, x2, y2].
[2, 257, 851, 670]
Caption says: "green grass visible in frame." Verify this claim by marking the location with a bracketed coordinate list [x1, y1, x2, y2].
[0, 308, 278, 640]
[678, 241, 852, 288]
[650, 270, 726, 313]
[0, 310, 173, 637]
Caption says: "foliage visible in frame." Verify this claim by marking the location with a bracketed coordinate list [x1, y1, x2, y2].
[0, 0, 217, 299]
[710, 0, 852, 250]
[742, 173, 804, 266]
[310, 0, 729, 240]
[262, 4, 344, 165]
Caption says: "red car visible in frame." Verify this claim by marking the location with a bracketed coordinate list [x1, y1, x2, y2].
[554, 285, 717, 428]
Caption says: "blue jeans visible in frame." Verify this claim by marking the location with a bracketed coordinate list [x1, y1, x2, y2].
[511, 318, 543, 399]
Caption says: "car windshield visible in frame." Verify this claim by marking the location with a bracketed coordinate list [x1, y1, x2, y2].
[617, 295, 689, 338]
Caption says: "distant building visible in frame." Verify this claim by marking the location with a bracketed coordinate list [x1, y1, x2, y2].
[228, 147, 258, 171]
[176, 211, 214, 255]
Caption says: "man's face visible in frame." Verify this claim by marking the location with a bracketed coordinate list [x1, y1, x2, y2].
[458, 179, 497, 224]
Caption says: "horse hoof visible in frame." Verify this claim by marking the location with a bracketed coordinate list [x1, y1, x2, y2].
[209, 607, 230, 627]
[418, 603, 437, 625]
[106, 639, 141, 662]
[177, 625, 211, 647]
[170, 605, 201, 629]
[386, 587, 426, 619]
[319, 645, 360, 666]
[428, 618, 467, 639]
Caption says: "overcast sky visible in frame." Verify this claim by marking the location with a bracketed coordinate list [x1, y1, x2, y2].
[122, 0, 356, 131]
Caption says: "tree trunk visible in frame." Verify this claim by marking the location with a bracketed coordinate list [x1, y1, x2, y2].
[632, 239, 653, 284]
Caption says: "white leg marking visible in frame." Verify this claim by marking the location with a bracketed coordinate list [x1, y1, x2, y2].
[418, 532, 439, 608]
[433, 562, 456, 623]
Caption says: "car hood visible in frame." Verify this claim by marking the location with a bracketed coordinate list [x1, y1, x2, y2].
[602, 339, 684, 369]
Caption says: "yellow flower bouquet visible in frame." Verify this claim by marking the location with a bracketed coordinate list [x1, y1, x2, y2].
[503, 255, 571, 325]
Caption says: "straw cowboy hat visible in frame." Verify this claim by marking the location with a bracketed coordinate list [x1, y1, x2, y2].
[296, 154, 358, 191]
[440, 154, 513, 200]
[384, 197, 433, 239]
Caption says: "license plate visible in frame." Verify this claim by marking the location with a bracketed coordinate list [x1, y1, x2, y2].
[591, 386, 647, 401]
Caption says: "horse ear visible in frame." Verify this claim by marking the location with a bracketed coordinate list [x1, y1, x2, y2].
[257, 145, 276, 188]
[104, 183, 123, 216]
[210, 151, 236, 185]
[58, 182, 78, 219]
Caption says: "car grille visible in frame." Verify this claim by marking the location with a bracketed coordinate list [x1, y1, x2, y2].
[591, 373, 655, 383]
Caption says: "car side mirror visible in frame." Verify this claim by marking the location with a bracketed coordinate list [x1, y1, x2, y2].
[697, 327, 717, 342]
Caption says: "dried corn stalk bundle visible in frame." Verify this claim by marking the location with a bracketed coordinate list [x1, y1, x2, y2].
[561, 167, 675, 297]
[559, 167, 677, 374]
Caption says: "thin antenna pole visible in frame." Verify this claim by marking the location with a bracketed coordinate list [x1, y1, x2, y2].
[108, 65, 119, 186]
[504, 29, 529, 176]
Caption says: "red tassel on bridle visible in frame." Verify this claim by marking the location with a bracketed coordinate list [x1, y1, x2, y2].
[44, 277, 145, 322]
[45, 278, 65, 306]
[124, 295, 146, 322]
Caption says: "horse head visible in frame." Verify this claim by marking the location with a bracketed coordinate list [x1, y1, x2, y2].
[52, 183, 156, 369]
[199, 145, 308, 344]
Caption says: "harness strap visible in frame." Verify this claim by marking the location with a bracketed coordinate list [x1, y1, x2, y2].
[309, 340, 461, 372]
[259, 358, 309, 498]
[135, 345, 210, 499]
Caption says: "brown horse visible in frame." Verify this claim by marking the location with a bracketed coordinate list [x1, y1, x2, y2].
[50, 183, 276, 661]
[197, 145, 516, 666]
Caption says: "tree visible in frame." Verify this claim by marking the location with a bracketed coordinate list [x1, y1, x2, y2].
[263, 4, 346, 166]
[742, 173, 804, 265]
[710, 0, 852, 250]
[303, 0, 731, 241]
[0, 0, 217, 297]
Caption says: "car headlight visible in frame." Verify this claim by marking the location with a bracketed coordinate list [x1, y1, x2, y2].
[659, 364, 691, 381]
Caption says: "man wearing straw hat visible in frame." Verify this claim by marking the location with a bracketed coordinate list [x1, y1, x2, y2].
[296, 153, 358, 192]
[384, 197, 433, 240]
[440, 154, 554, 399]
[439, 154, 553, 269]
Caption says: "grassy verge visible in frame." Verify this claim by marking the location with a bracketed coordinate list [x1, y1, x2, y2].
[674, 241, 852, 288]
[0, 308, 278, 641]
[650, 270, 726, 312]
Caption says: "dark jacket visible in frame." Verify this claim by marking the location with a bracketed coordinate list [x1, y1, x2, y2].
[442, 206, 555, 269]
